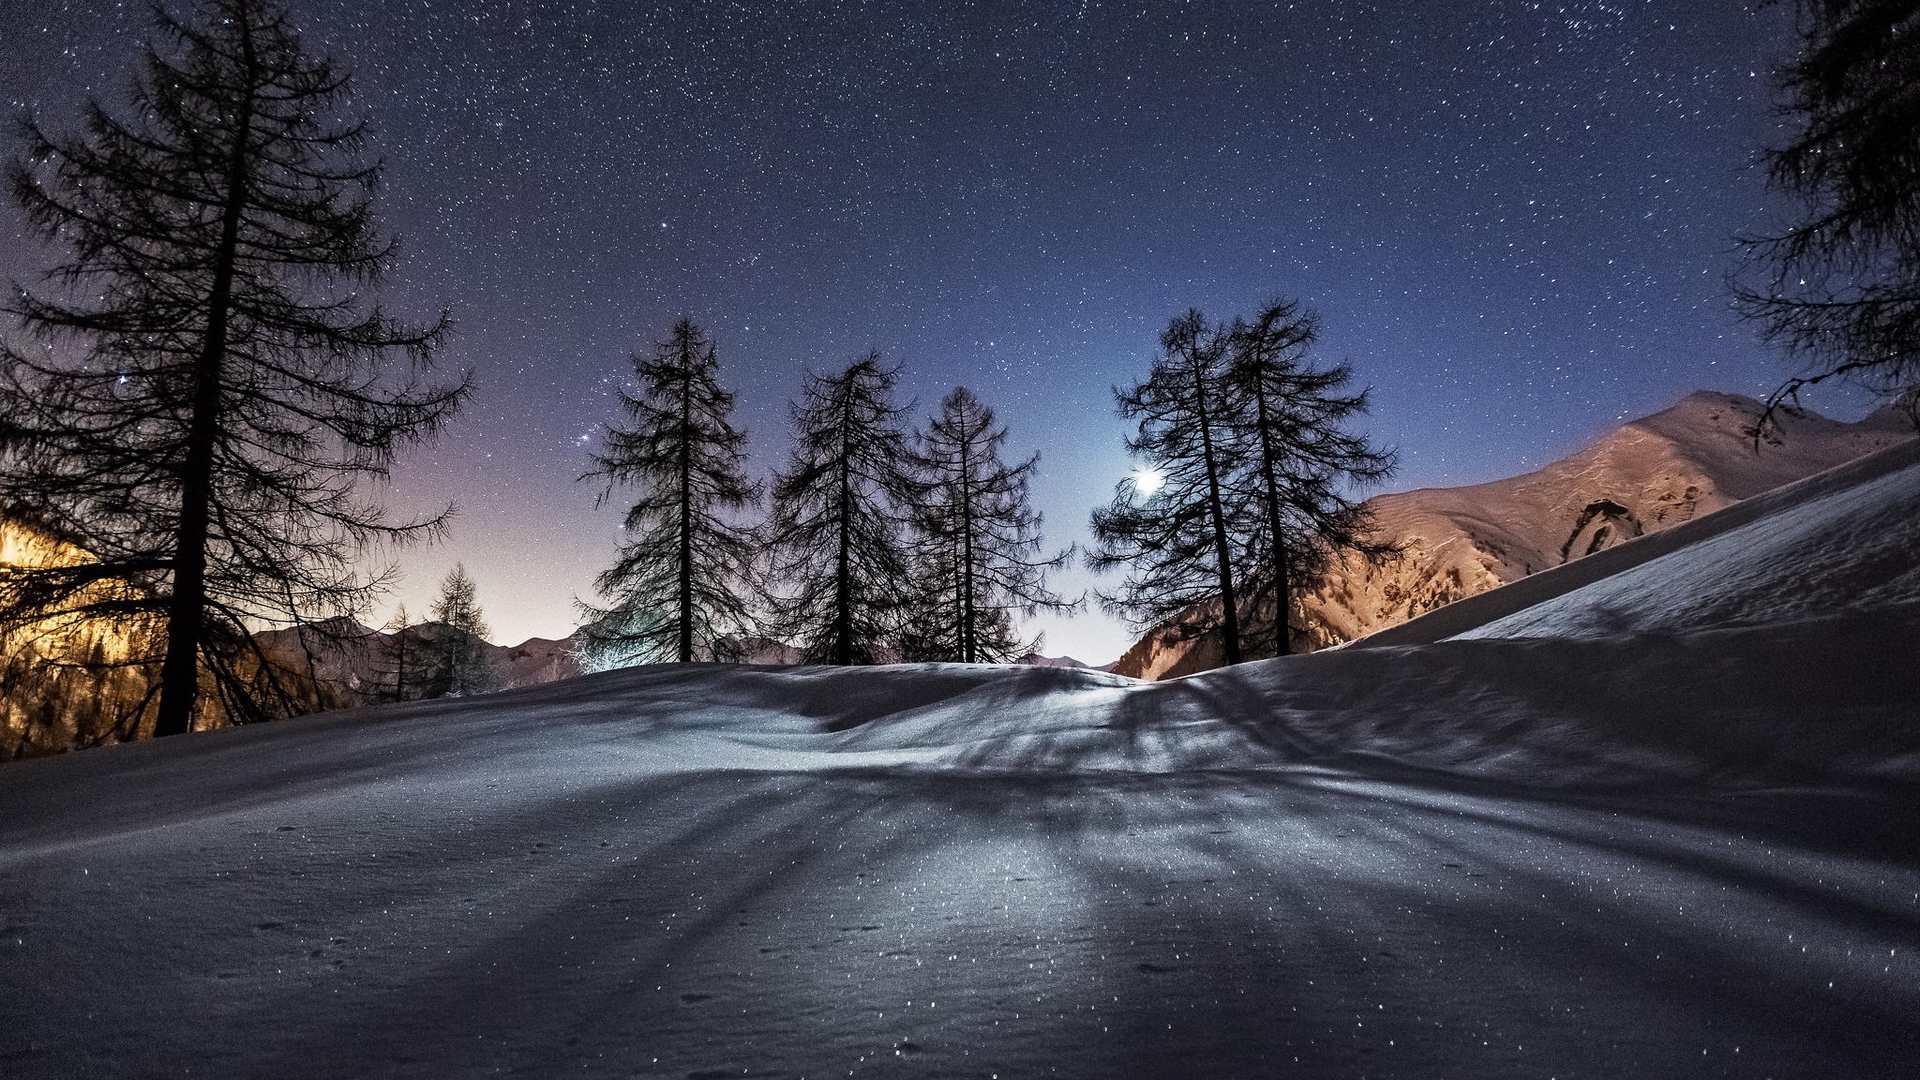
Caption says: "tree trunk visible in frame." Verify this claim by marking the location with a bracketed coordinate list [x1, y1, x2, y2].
[831, 392, 855, 666]
[1193, 361, 1242, 666]
[154, 15, 257, 738]
[1253, 386, 1293, 656]
[957, 410, 977, 664]
[676, 360, 695, 664]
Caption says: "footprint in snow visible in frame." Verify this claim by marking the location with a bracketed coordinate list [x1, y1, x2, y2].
[1137, 962, 1177, 974]
[679, 992, 714, 1005]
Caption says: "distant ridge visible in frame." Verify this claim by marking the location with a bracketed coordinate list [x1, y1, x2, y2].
[255, 619, 584, 701]
[1112, 390, 1915, 680]
[1015, 652, 1101, 670]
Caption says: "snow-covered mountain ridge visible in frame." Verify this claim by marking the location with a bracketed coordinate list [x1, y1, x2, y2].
[1114, 389, 1914, 679]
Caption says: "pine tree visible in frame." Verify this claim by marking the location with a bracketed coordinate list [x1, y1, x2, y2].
[1088, 311, 1248, 664]
[0, 0, 465, 736]
[1735, 0, 1920, 423]
[1221, 299, 1396, 656]
[906, 387, 1075, 663]
[766, 352, 918, 665]
[427, 564, 495, 697]
[578, 319, 759, 668]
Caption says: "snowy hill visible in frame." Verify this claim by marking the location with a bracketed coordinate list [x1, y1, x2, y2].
[2, 436, 1917, 1078]
[1114, 390, 1913, 679]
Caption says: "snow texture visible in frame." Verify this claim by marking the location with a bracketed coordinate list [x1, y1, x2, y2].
[2, 439, 1918, 1078]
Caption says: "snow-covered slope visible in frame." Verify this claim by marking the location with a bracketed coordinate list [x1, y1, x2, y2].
[1114, 390, 1913, 679]
[3, 434, 1917, 1079]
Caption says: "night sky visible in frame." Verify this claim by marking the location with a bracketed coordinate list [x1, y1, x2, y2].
[0, 0, 1863, 663]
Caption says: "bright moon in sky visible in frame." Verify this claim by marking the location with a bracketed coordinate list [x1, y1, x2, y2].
[1132, 468, 1166, 496]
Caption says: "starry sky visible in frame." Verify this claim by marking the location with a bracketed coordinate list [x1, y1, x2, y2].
[0, 0, 1867, 663]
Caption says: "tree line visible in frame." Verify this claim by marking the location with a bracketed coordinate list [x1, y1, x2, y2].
[2, 0, 1914, 747]
[573, 304, 1397, 675]
[578, 326, 1077, 670]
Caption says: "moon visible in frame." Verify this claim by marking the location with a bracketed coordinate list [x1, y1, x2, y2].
[1132, 468, 1165, 496]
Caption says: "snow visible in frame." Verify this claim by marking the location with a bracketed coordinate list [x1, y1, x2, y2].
[3, 439, 1919, 1077]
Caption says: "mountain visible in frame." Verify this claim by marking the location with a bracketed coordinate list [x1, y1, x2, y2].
[254, 618, 585, 703]
[1014, 652, 1099, 669]
[1112, 390, 1915, 680]
[497, 634, 584, 686]
[0, 513, 160, 759]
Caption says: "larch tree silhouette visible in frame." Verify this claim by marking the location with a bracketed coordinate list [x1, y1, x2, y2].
[905, 386, 1076, 664]
[1221, 299, 1396, 656]
[765, 352, 919, 665]
[579, 318, 760, 668]
[0, 0, 466, 736]
[1089, 311, 1249, 664]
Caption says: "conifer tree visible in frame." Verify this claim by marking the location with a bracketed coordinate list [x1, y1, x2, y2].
[0, 0, 465, 736]
[426, 564, 494, 697]
[1090, 303, 1395, 667]
[766, 352, 918, 665]
[1088, 311, 1248, 664]
[374, 603, 421, 703]
[1735, 0, 1920, 422]
[1221, 299, 1396, 656]
[907, 387, 1075, 663]
[578, 319, 759, 667]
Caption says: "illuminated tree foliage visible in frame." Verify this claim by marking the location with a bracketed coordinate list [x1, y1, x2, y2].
[425, 563, 494, 697]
